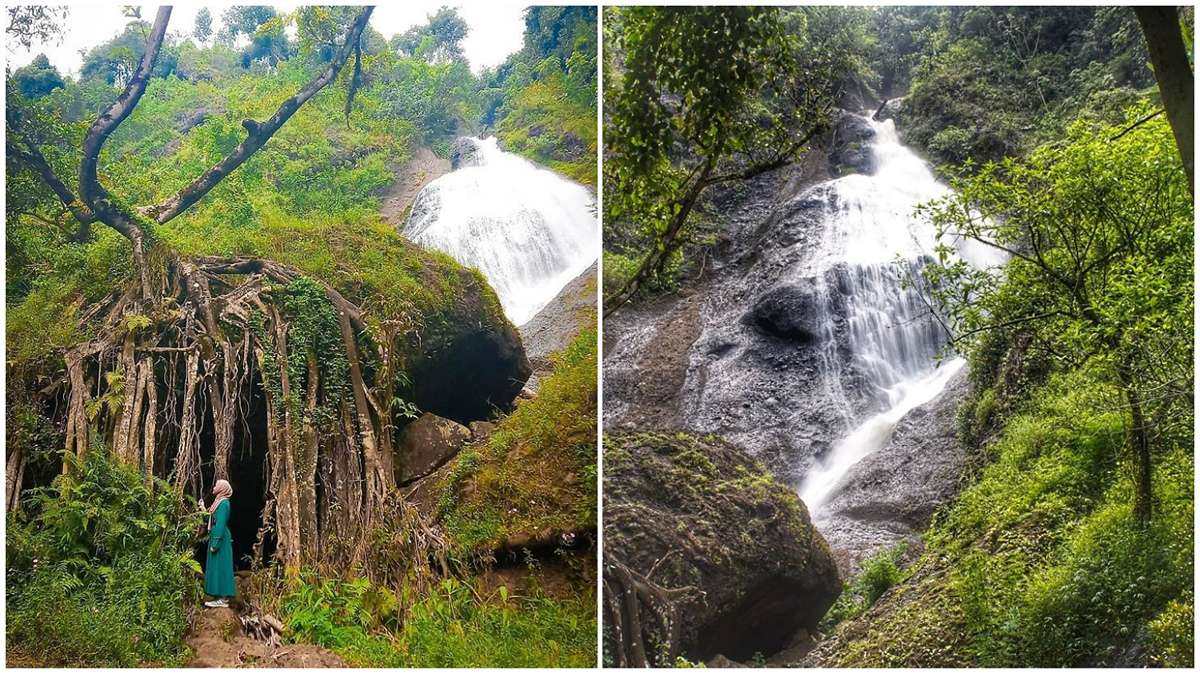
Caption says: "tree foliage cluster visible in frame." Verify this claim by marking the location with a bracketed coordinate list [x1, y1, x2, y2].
[869, 6, 1187, 166]
[482, 6, 598, 185]
[601, 6, 867, 310]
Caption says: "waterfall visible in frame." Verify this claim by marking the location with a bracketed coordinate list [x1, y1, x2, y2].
[797, 115, 999, 514]
[403, 137, 597, 326]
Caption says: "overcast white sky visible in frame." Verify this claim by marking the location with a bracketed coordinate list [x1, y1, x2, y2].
[5, 3, 529, 76]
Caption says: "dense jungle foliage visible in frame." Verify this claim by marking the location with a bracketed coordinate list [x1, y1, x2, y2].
[601, 4, 1193, 668]
[6, 5, 597, 667]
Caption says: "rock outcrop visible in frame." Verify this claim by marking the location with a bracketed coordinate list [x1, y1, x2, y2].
[449, 137, 483, 169]
[744, 280, 826, 343]
[819, 368, 971, 574]
[408, 267, 532, 425]
[379, 146, 451, 227]
[519, 263, 597, 390]
[604, 431, 841, 662]
[828, 109, 877, 175]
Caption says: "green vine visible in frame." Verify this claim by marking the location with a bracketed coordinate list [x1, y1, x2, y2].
[250, 278, 351, 431]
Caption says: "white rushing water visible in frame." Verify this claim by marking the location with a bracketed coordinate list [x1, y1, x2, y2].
[403, 137, 597, 325]
[798, 115, 999, 514]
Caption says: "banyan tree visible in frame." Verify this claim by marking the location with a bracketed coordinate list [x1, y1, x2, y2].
[5, 6, 531, 572]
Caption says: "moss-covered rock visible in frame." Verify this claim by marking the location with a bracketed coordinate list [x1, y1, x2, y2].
[603, 431, 841, 662]
[435, 327, 597, 560]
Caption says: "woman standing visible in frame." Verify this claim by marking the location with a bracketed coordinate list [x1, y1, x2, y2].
[202, 479, 236, 608]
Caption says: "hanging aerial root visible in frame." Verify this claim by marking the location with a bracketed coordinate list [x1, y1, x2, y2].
[43, 253, 401, 569]
[603, 560, 692, 668]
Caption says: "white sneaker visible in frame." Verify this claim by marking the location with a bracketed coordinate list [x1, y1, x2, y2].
[205, 599, 229, 608]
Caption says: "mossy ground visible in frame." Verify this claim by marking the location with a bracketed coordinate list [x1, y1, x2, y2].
[438, 324, 598, 558]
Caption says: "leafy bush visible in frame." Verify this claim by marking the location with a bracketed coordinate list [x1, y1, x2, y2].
[1148, 592, 1194, 668]
[281, 573, 397, 647]
[6, 450, 203, 666]
[821, 543, 908, 629]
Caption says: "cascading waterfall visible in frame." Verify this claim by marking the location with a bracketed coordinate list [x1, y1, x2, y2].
[797, 115, 1000, 514]
[403, 137, 596, 326]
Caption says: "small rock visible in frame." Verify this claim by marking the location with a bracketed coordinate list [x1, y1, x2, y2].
[469, 420, 497, 441]
[397, 413, 471, 484]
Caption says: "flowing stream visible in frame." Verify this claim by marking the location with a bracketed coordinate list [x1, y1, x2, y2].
[403, 137, 596, 326]
[796, 115, 998, 515]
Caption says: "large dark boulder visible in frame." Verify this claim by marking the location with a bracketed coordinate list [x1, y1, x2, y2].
[396, 413, 472, 484]
[744, 280, 825, 344]
[604, 431, 841, 662]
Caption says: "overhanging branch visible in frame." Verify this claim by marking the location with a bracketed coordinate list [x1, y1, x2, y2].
[143, 7, 374, 224]
[7, 136, 96, 226]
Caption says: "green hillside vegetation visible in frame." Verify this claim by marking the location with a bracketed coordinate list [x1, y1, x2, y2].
[6, 5, 597, 667]
[439, 326, 598, 558]
[869, 6, 1179, 167]
[488, 7, 598, 186]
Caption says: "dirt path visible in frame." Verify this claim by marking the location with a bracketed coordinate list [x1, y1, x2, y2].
[186, 606, 344, 668]
[379, 146, 451, 229]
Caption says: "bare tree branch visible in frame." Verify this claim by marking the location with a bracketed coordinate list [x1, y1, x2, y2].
[7, 136, 96, 226]
[143, 7, 374, 224]
[78, 5, 172, 238]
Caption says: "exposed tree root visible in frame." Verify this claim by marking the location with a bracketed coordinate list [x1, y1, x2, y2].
[603, 559, 693, 667]
[38, 252, 410, 571]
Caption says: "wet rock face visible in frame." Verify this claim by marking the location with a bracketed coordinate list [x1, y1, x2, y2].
[519, 263, 596, 391]
[397, 413, 472, 484]
[604, 432, 842, 662]
[605, 167, 874, 485]
[449, 137, 483, 169]
[874, 97, 905, 124]
[829, 110, 877, 175]
[820, 368, 971, 575]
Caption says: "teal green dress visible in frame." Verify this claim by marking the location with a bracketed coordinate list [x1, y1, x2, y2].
[204, 500, 236, 598]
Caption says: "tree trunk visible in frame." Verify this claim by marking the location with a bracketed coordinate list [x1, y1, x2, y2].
[1136, 6, 1194, 190]
[298, 353, 321, 561]
[173, 349, 202, 493]
[7, 445, 26, 511]
[64, 349, 90, 469]
[1117, 360, 1153, 526]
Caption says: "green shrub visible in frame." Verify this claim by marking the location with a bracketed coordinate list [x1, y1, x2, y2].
[279, 575, 595, 667]
[6, 451, 203, 666]
[821, 543, 908, 630]
[936, 369, 1193, 666]
[1148, 592, 1194, 668]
